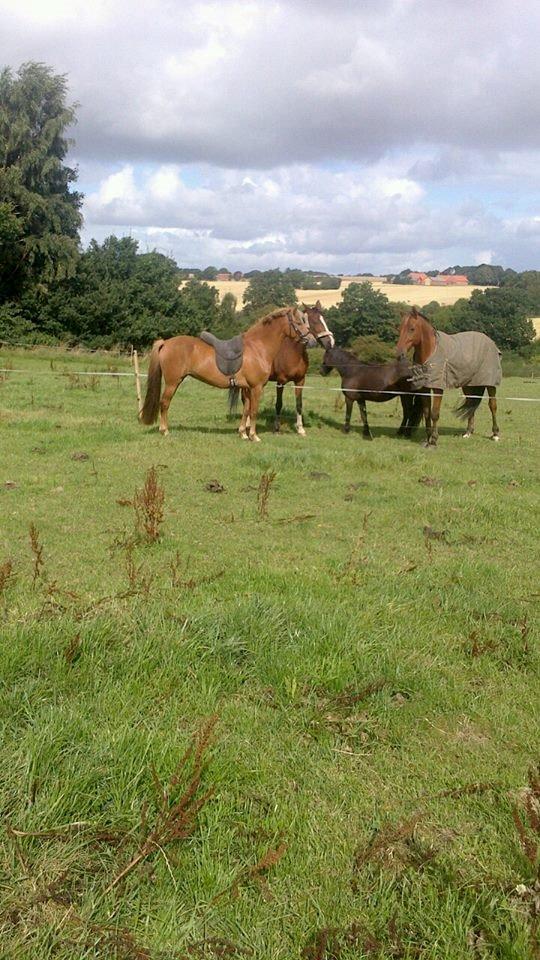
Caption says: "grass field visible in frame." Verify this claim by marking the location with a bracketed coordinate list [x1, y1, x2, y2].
[204, 279, 489, 312]
[1, 346, 539, 959]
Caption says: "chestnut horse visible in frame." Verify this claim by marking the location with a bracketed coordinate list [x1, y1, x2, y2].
[270, 300, 335, 435]
[140, 307, 314, 442]
[396, 307, 501, 447]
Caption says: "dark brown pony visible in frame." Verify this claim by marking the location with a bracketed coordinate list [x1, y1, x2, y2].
[270, 300, 335, 435]
[140, 307, 314, 442]
[396, 307, 501, 447]
[320, 346, 420, 439]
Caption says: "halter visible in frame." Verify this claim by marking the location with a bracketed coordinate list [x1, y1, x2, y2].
[313, 311, 335, 348]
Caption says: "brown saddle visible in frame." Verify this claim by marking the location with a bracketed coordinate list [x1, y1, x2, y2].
[199, 330, 244, 377]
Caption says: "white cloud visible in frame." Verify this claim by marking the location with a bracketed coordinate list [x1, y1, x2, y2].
[3, 0, 540, 268]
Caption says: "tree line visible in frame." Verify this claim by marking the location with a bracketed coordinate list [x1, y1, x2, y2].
[0, 61, 537, 357]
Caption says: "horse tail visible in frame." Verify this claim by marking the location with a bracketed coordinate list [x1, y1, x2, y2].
[139, 339, 165, 424]
[228, 384, 241, 414]
[454, 387, 485, 420]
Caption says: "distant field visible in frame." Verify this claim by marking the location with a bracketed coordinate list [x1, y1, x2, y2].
[1, 345, 539, 958]
[204, 277, 489, 311]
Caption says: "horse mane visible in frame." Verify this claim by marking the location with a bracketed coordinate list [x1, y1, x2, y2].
[260, 306, 295, 326]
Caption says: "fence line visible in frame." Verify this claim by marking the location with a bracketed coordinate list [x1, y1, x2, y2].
[1, 365, 539, 403]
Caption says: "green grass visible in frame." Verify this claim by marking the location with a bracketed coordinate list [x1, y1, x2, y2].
[1, 346, 539, 959]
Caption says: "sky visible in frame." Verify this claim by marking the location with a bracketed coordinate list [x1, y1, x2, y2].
[3, 0, 540, 274]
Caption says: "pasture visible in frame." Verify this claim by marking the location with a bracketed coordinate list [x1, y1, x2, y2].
[1, 345, 539, 960]
[205, 278, 489, 311]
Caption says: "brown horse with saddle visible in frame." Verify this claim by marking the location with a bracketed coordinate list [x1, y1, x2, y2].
[396, 307, 502, 446]
[139, 306, 315, 442]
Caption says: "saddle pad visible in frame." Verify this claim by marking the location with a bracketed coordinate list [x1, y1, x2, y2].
[199, 330, 244, 377]
[412, 330, 502, 390]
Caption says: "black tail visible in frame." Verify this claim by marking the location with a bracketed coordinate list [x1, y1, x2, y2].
[409, 393, 424, 429]
[454, 387, 485, 420]
[228, 385, 241, 413]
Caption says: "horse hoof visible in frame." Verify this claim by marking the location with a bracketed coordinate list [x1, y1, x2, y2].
[160, 430, 169, 437]
[250, 434, 261, 443]
[492, 434, 500, 442]
[240, 432, 249, 440]
[462, 432, 472, 439]
[297, 428, 306, 437]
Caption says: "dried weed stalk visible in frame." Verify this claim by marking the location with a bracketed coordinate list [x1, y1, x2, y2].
[133, 467, 165, 542]
[0, 559, 15, 601]
[124, 542, 154, 597]
[170, 551, 224, 590]
[29, 523, 45, 584]
[213, 840, 287, 904]
[104, 715, 217, 895]
[257, 470, 276, 519]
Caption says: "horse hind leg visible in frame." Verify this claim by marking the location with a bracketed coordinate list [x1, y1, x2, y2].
[295, 382, 306, 436]
[159, 379, 183, 436]
[239, 389, 250, 440]
[487, 386, 500, 440]
[358, 399, 373, 440]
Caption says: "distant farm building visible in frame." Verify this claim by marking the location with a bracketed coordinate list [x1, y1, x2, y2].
[430, 274, 468, 286]
[409, 272, 429, 285]
[216, 271, 232, 281]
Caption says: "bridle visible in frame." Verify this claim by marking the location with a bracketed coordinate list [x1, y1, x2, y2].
[287, 308, 312, 344]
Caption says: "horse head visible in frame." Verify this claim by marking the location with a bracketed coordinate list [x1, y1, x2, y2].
[288, 307, 317, 346]
[396, 306, 424, 358]
[319, 345, 338, 376]
[302, 300, 335, 348]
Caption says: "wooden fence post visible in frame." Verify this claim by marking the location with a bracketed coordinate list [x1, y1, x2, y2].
[133, 349, 142, 413]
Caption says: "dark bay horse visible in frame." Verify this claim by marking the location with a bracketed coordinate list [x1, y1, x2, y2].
[140, 307, 314, 442]
[396, 308, 502, 447]
[270, 300, 335, 435]
[320, 346, 420, 439]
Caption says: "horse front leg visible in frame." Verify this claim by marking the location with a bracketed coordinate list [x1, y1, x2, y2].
[274, 384, 284, 433]
[487, 386, 500, 441]
[295, 381, 306, 436]
[358, 398, 373, 440]
[421, 393, 432, 446]
[238, 389, 250, 440]
[248, 384, 263, 442]
[427, 390, 442, 447]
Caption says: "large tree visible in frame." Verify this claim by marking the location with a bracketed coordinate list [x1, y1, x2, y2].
[327, 282, 399, 345]
[0, 61, 82, 302]
[243, 269, 297, 311]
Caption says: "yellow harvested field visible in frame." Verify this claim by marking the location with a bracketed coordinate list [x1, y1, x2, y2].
[531, 317, 540, 339]
[203, 277, 488, 311]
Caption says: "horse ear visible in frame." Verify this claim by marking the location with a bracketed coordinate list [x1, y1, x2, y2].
[301, 302, 307, 311]
[315, 299, 322, 309]
[411, 306, 418, 318]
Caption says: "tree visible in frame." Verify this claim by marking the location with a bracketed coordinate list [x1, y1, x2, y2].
[326, 282, 399, 345]
[243, 270, 297, 311]
[201, 266, 218, 280]
[0, 62, 82, 302]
